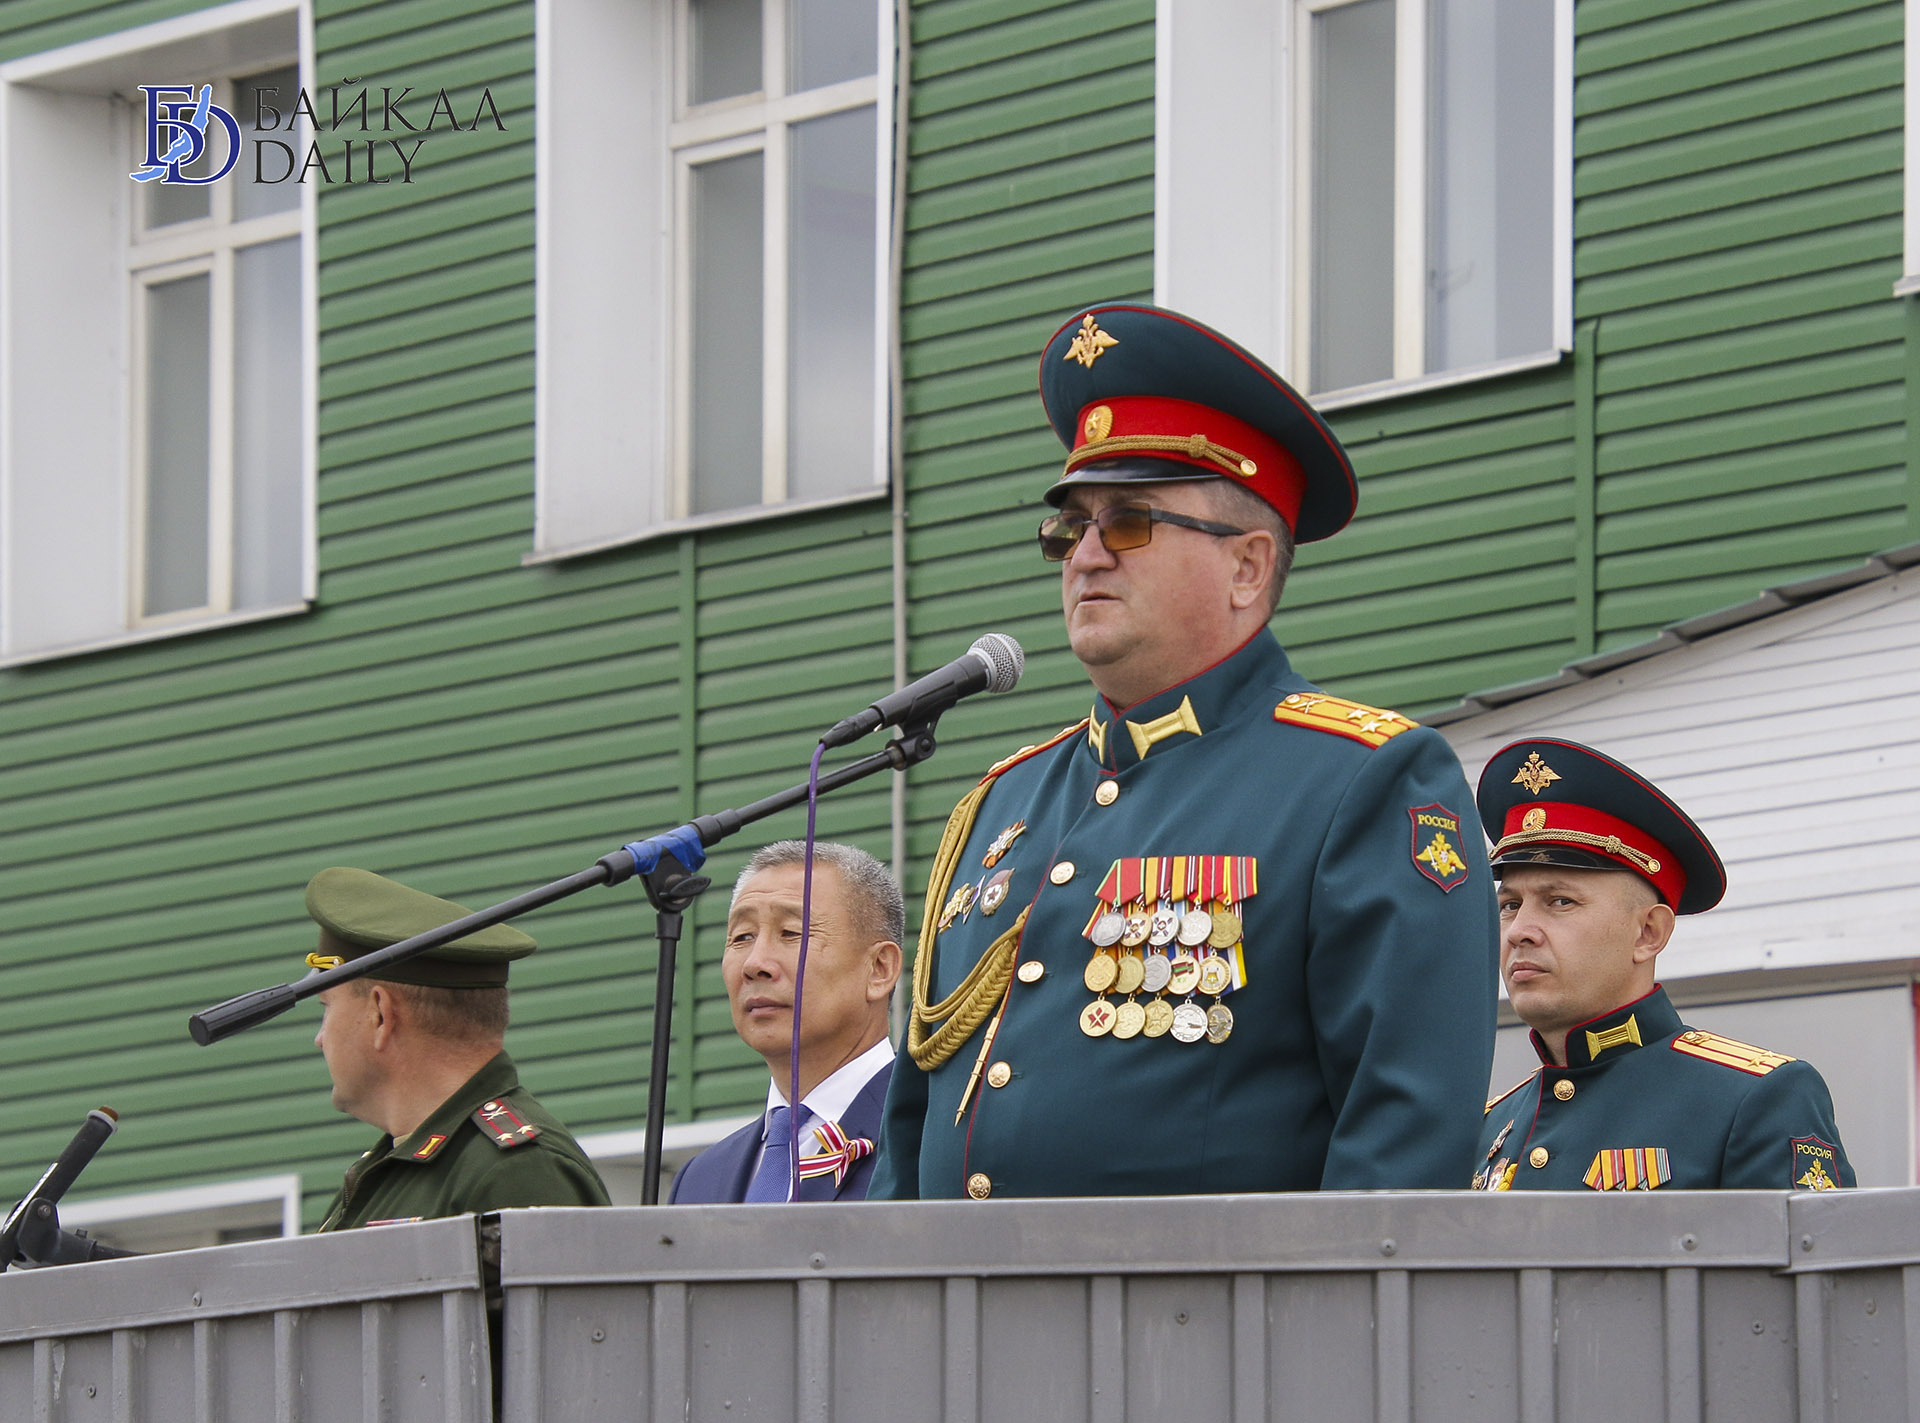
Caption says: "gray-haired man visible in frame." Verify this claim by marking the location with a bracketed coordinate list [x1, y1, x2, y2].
[668, 842, 903, 1203]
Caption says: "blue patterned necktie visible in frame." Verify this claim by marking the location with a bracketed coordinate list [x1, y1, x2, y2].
[743, 1104, 793, 1203]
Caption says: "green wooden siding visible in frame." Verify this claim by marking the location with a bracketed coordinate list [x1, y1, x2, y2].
[5, 0, 1920, 1228]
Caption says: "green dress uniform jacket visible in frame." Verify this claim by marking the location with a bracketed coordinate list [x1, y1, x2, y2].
[318, 1052, 610, 1230]
[1474, 987, 1855, 1191]
[870, 633, 1499, 1199]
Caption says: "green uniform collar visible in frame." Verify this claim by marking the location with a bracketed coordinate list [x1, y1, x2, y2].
[375, 1052, 522, 1168]
[1086, 633, 1293, 771]
[1541, 987, 1681, 1070]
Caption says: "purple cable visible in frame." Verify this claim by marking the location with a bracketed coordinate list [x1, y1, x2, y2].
[787, 741, 827, 1198]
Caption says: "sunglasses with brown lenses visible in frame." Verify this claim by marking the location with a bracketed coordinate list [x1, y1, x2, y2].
[1037, 504, 1248, 562]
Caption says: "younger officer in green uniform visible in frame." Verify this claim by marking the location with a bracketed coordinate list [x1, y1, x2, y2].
[869, 304, 1498, 1199]
[307, 868, 610, 1230]
[1474, 739, 1854, 1191]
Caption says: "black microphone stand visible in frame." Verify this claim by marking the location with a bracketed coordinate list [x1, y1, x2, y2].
[188, 722, 943, 1203]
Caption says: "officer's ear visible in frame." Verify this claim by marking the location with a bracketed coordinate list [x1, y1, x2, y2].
[1226, 528, 1278, 614]
[365, 981, 402, 1048]
[1630, 900, 1676, 965]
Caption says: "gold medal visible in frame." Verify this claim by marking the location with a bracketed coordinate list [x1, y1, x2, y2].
[1207, 904, 1243, 949]
[1205, 1002, 1234, 1044]
[1197, 955, 1233, 997]
[1112, 1000, 1147, 1039]
[1079, 1000, 1117, 1037]
[1141, 950, 1172, 995]
[1178, 908, 1213, 946]
[1171, 1002, 1208, 1043]
[1166, 952, 1201, 996]
[1113, 950, 1146, 996]
[1083, 950, 1119, 993]
[1143, 998, 1175, 1037]
[1142, 998, 1175, 1037]
[937, 884, 969, 931]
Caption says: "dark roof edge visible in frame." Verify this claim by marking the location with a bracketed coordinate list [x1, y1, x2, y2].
[1420, 540, 1920, 728]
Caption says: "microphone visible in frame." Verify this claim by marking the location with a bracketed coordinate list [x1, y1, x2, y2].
[821, 634, 1024, 748]
[2, 1108, 119, 1266]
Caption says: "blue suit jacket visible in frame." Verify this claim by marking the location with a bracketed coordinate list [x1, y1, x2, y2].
[668, 1060, 892, 1204]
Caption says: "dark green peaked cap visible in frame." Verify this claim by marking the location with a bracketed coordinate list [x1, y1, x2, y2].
[304, 866, 536, 988]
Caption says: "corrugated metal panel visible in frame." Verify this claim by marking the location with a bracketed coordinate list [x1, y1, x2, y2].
[897, 0, 1156, 913]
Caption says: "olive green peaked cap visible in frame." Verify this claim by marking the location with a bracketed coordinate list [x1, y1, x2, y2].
[304, 867, 537, 988]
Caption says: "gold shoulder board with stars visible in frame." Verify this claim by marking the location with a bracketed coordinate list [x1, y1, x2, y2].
[1274, 693, 1417, 749]
[1670, 1031, 1796, 1077]
[979, 720, 1089, 783]
[1485, 1070, 1538, 1115]
[473, 1098, 542, 1149]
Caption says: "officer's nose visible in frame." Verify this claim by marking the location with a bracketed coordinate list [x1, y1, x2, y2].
[1065, 513, 1119, 572]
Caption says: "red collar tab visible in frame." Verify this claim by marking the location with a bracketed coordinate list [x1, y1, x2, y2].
[1066, 395, 1307, 532]
[1496, 800, 1684, 909]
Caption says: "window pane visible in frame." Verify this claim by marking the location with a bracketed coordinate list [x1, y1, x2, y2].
[130, 92, 212, 229]
[1427, 0, 1555, 371]
[1310, 0, 1395, 392]
[788, 107, 877, 502]
[234, 64, 302, 221]
[690, 151, 764, 514]
[143, 273, 212, 615]
[233, 238, 304, 608]
[788, 0, 877, 91]
[691, 0, 762, 104]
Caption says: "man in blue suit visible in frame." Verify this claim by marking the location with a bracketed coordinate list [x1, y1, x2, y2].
[670, 841, 903, 1203]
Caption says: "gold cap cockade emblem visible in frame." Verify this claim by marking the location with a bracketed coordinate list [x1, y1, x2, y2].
[1063, 314, 1119, 369]
[1512, 752, 1561, 795]
[1522, 807, 1547, 832]
[1083, 404, 1114, 441]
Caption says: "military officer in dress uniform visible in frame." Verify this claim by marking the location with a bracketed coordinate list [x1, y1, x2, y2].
[868, 303, 1499, 1200]
[1473, 739, 1854, 1191]
[307, 867, 611, 1230]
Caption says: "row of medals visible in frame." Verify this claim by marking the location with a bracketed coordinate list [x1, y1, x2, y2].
[1080, 898, 1242, 1044]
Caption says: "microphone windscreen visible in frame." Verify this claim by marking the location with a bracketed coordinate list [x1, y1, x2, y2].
[968, 633, 1025, 693]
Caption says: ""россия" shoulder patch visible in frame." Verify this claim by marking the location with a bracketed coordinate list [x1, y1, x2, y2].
[1274, 693, 1416, 749]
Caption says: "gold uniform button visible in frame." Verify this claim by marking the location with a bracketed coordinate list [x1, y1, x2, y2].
[1529, 1147, 1550, 1169]
[1016, 960, 1045, 984]
[1094, 780, 1119, 806]
[966, 1173, 993, 1200]
[1049, 861, 1076, 885]
[987, 1062, 1012, 1089]
[1553, 1079, 1574, 1101]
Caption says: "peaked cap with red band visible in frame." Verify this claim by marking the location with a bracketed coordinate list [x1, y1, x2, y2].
[1475, 739, 1727, 915]
[1038, 303, 1359, 543]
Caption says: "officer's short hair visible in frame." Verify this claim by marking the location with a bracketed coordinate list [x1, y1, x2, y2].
[345, 978, 509, 1041]
[1203, 478, 1296, 618]
[733, 841, 905, 948]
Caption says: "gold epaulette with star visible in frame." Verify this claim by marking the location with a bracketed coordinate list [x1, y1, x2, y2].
[472, 1097, 542, 1149]
[1486, 1069, 1538, 1114]
[979, 719, 1089, 783]
[1273, 693, 1417, 748]
[1670, 1031, 1796, 1077]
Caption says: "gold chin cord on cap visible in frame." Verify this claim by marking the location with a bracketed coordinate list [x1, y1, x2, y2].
[1067, 432, 1259, 480]
[1492, 829, 1661, 877]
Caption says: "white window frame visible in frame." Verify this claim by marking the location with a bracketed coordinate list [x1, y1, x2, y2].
[60, 1172, 302, 1253]
[124, 71, 303, 632]
[1154, 0, 1573, 409]
[0, 0, 317, 666]
[532, 0, 893, 561]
